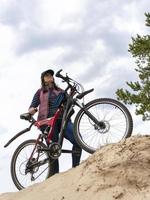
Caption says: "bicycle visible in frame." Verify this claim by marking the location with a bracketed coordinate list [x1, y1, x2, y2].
[4, 69, 133, 190]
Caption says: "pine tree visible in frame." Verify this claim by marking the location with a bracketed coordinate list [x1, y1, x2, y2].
[116, 13, 150, 120]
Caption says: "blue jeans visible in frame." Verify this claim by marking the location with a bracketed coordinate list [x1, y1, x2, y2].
[47, 120, 82, 174]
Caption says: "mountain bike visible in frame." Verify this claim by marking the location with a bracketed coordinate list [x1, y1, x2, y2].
[4, 69, 133, 190]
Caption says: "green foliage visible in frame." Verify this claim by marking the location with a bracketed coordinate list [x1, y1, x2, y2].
[145, 13, 150, 26]
[116, 13, 150, 120]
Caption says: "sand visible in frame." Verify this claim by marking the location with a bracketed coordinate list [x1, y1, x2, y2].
[1, 135, 150, 200]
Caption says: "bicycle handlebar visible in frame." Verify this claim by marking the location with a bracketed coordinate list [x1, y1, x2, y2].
[56, 69, 76, 92]
[55, 69, 63, 78]
[56, 69, 85, 94]
[55, 69, 70, 82]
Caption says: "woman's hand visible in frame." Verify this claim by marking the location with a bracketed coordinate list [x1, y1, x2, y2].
[28, 107, 38, 115]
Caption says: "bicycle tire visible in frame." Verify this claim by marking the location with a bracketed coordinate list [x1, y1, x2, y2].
[74, 98, 133, 154]
[11, 139, 55, 190]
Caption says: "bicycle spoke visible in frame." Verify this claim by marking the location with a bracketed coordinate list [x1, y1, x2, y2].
[11, 140, 52, 189]
[74, 98, 132, 153]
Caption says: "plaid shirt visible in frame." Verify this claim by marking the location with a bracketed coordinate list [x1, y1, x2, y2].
[29, 88, 63, 120]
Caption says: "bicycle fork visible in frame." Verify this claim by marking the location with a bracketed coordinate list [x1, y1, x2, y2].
[75, 100, 108, 132]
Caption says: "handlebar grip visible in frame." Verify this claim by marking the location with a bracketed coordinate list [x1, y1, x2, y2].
[55, 69, 69, 82]
[55, 69, 72, 87]
[55, 69, 63, 78]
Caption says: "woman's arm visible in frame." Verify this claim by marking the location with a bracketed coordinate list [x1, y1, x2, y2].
[28, 89, 40, 114]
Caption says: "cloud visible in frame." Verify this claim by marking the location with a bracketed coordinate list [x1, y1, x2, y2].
[0, 0, 148, 66]
[0, 0, 148, 108]
[0, 0, 149, 115]
[0, 0, 40, 27]
[0, 126, 8, 135]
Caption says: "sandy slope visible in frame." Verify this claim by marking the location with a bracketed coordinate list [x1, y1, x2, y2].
[1, 135, 150, 200]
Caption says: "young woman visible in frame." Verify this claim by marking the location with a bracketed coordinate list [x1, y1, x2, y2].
[28, 69, 82, 174]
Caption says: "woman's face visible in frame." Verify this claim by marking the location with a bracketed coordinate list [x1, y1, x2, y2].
[43, 74, 54, 86]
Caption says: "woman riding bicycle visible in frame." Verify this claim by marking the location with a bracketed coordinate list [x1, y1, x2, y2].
[28, 69, 82, 174]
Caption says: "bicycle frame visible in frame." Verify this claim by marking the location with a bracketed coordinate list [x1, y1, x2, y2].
[4, 69, 96, 161]
[4, 89, 95, 150]
[34, 108, 62, 144]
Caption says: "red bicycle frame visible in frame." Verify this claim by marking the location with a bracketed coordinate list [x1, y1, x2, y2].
[34, 108, 62, 144]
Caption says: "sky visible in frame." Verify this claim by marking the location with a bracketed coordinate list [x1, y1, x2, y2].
[0, 0, 150, 193]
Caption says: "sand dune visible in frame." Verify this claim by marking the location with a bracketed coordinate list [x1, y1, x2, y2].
[1, 135, 150, 200]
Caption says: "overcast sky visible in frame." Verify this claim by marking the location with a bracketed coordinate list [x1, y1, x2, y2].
[0, 0, 150, 193]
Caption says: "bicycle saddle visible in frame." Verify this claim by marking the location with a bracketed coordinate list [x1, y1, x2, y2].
[20, 113, 32, 120]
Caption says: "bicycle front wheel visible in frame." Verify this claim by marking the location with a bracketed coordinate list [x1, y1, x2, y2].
[11, 139, 54, 190]
[74, 98, 133, 154]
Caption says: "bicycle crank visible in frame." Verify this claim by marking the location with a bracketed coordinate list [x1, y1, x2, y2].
[49, 143, 62, 159]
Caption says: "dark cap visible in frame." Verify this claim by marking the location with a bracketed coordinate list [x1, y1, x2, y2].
[41, 69, 54, 78]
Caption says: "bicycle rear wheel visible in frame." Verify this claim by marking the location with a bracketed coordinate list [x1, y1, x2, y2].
[11, 139, 54, 190]
[74, 98, 133, 154]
